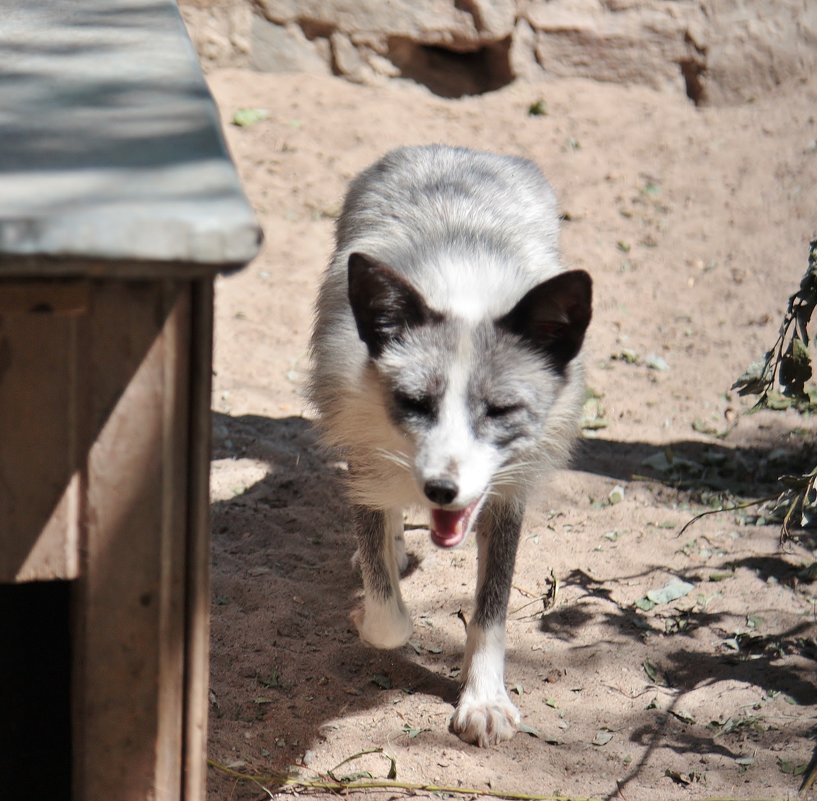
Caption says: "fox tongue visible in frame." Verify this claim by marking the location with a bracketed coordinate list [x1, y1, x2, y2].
[430, 508, 468, 548]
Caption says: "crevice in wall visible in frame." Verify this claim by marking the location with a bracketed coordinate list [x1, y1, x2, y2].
[680, 56, 706, 105]
[385, 36, 514, 98]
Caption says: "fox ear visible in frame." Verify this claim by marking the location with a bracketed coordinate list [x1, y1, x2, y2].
[497, 270, 592, 371]
[348, 252, 440, 358]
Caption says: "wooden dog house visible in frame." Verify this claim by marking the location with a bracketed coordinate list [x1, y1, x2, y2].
[0, 2, 261, 799]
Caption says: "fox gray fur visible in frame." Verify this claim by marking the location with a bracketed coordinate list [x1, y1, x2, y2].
[309, 145, 592, 746]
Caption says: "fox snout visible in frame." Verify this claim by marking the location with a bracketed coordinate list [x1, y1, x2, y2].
[423, 476, 459, 506]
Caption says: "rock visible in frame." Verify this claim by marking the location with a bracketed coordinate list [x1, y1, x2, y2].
[251, 16, 331, 75]
[180, 0, 817, 105]
[509, 17, 540, 82]
[524, 0, 700, 97]
[256, 0, 516, 43]
[701, 0, 817, 106]
[179, 0, 253, 70]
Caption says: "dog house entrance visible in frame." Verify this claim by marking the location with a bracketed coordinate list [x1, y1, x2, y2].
[0, 581, 72, 801]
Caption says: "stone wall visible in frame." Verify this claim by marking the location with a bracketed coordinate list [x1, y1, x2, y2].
[180, 0, 817, 105]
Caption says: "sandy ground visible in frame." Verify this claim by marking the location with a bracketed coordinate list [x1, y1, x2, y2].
[203, 67, 817, 800]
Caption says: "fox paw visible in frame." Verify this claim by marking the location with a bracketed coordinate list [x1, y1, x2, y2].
[450, 692, 520, 747]
[351, 599, 413, 650]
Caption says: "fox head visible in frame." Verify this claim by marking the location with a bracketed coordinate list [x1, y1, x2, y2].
[347, 252, 592, 547]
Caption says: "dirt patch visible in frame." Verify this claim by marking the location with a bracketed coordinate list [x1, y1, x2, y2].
[204, 67, 817, 799]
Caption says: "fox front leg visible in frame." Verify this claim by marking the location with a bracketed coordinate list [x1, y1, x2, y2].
[451, 498, 523, 746]
[350, 506, 413, 649]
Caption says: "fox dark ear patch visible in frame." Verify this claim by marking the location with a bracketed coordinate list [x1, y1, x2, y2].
[497, 270, 593, 371]
[348, 252, 441, 358]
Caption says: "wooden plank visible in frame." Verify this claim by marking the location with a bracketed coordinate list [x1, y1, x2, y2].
[183, 279, 214, 801]
[0, 255, 235, 281]
[0, 279, 88, 314]
[0, 279, 85, 581]
[157, 281, 191, 798]
[72, 280, 191, 801]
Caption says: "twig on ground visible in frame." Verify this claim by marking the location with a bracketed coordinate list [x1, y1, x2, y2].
[675, 496, 777, 538]
[208, 756, 603, 800]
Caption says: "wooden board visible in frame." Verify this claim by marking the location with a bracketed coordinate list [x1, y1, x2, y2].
[0, 280, 88, 581]
[71, 280, 191, 801]
[183, 280, 214, 801]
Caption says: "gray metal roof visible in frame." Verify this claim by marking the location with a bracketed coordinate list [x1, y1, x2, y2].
[0, 1, 262, 272]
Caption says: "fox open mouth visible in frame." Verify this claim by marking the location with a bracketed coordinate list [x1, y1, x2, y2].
[429, 496, 483, 548]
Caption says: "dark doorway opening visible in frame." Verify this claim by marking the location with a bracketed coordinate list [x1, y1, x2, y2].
[0, 581, 72, 801]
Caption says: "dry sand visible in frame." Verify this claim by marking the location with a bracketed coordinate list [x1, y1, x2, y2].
[204, 67, 817, 800]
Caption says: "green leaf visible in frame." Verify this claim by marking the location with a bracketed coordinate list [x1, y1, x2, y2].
[643, 180, 661, 196]
[732, 359, 769, 396]
[257, 668, 282, 689]
[778, 758, 808, 776]
[645, 577, 694, 606]
[645, 353, 670, 371]
[581, 396, 608, 431]
[642, 658, 660, 683]
[612, 348, 640, 364]
[692, 417, 719, 435]
[401, 723, 430, 739]
[608, 485, 625, 505]
[527, 98, 548, 116]
[231, 107, 269, 127]
[763, 390, 794, 409]
[779, 337, 812, 396]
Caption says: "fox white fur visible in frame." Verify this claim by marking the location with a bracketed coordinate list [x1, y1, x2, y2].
[309, 145, 592, 746]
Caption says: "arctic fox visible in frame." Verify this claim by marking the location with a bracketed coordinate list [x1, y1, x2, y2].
[309, 145, 592, 746]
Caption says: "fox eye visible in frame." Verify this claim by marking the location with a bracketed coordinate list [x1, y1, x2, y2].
[485, 402, 522, 419]
[395, 391, 436, 417]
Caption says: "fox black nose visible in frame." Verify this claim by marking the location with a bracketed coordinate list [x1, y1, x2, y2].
[424, 478, 458, 506]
